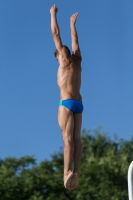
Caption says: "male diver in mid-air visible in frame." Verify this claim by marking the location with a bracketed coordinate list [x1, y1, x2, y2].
[50, 4, 83, 190]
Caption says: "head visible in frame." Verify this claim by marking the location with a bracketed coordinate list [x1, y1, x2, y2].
[54, 45, 71, 62]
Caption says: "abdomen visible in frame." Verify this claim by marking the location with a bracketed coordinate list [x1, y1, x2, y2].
[57, 63, 82, 100]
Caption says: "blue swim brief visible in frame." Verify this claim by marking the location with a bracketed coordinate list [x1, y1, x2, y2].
[59, 99, 83, 114]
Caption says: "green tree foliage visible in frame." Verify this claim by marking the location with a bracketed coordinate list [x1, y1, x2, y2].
[0, 128, 133, 200]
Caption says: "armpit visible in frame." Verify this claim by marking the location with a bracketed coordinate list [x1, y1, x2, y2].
[72, 51, 82, 61]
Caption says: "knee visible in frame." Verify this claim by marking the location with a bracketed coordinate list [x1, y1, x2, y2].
[63, 134, 73, 146]
[73, 135, 81, 143]
[74, 138, 82, 150]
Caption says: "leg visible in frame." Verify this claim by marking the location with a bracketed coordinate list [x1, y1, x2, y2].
[73, 113, 82, 173]
[58, 106, 74, 188]
[69, 113, 82, 190]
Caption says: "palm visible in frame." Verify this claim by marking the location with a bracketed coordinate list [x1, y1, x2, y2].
[50, 4, 58, 14]
[70, 13, 78, 25]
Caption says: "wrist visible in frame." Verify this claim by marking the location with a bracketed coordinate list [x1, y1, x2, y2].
[51, 13, 56, 16]
[70, 22, 75, 25]
[70, 23, 75, 28]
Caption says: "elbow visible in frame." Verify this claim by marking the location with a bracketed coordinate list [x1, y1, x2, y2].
[51, 29, 59, 36]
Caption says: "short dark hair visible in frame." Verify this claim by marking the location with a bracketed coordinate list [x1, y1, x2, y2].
[54, 45, 71, 58]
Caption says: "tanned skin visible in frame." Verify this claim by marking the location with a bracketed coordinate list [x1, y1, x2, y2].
[50, 4, 82, 190]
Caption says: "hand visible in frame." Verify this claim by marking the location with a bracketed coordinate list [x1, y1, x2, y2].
[50, 4, 58, 14]
[70, 12, 78, 25]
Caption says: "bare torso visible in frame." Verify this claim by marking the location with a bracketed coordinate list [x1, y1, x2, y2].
[57, 54, 82, 101]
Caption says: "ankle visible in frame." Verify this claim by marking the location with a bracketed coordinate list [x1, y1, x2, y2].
[73, 169, 78, 174]
[64, 170, 72, 176]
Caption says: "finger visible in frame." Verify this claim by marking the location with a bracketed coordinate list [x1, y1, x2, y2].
[73, 12, 78, 16]
[72, 13, 75, 17]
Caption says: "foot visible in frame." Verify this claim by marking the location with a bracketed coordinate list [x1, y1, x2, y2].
[69, 173, 78, 190]
[64, 171, 73, 190]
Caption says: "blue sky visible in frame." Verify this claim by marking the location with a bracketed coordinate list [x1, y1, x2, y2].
[0, 0, 133, 163]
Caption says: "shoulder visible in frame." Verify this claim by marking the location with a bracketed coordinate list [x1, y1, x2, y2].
[71, 51, 82, 62]
[60, 46, 71, 61]
[60, 46, 69, 56]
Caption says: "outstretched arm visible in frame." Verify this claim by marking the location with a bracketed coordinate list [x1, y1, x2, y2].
[50, 4, 63, 53]
[70, 13, 82, 60]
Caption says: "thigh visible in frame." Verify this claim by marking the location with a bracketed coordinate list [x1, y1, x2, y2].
[58, 106, 74, 139]
[73, 113, 82, 140]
